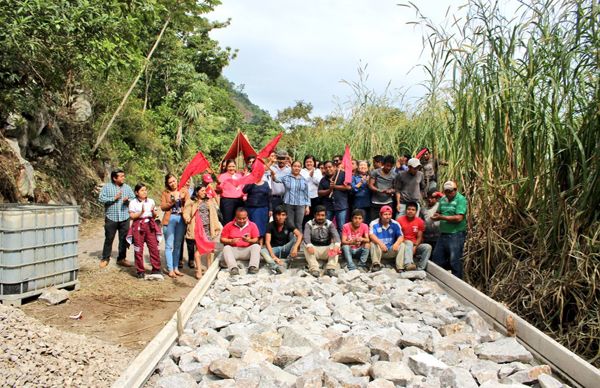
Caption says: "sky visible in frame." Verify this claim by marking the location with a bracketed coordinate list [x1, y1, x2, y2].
[208, 0, 460, 118]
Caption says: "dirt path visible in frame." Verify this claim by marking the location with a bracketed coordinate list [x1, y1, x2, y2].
[21, 219, 200, 351]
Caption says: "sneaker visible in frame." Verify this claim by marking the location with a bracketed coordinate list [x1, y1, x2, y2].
[395, 267, 404, 273]
[151, 269, 162, 275]
[248, 266, 258, 274]
[136, 272, 145, 279]
[325, 269, 336, 277]
[271, 266, 283, 275]
[99, 259, 109, 269]
[406, 263, 417, 271]
[309, 270, 320, 278]
[116, 259, 133, 268]
[188, 261, 195, 269]
[230, 267, 240, 276]
[371, 263, 381, 272]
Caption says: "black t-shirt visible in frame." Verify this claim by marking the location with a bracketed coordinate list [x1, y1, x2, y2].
[266, 221, 295, 247]
[318, 172, 348, 211]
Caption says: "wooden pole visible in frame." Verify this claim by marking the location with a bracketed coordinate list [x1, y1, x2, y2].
[92, 17, 171, 153]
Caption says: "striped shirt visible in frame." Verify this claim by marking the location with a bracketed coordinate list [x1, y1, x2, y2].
[276, 174, 310, 206]
[98, 182, 135, 222]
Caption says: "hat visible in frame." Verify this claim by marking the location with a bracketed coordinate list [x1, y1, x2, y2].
[380, 205, 393, 214]
[202, 174, 213, 183]
[276, 150, 288, 159]
[407, 158, 421, 168]
[427, 188, 443, 198]
[443, 181, 457, 191]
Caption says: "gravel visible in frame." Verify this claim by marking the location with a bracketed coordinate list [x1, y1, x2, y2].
[148, 266, 565, 387]
[0, 304, 133, 387]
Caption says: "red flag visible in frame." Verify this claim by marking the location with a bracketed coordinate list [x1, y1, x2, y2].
[342, 145, 352, 185]
[258, 132, 283, 159]
[236, 157, 266, 186]
[222, 132, 257, 161]
[178, 151, 210, 190]
[194, 211, 215, 254]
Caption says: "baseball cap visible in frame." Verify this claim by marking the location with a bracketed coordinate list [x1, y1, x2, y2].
[443, 181, 457, 191]
[202, 174, 213, 183]
[407, 158, 422, 168]
[380, 205, 393, 214]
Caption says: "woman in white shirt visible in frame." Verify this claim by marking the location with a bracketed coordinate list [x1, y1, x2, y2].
[129, 183, 162, 278]
[300, 155, 323, 226]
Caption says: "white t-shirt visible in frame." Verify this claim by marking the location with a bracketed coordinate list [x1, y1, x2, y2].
[128, 198, 155, 219]
[300, 168, 323, 199]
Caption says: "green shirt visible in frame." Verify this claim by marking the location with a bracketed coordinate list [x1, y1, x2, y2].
[438, 192, 467, 234]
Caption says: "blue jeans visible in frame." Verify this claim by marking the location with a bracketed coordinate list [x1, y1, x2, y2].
[404, 240, 432, 270]
[326, 209, 348, 235]
[431, 232, 466, 279]
[342, 245, 369, 270]
[260, 237, 297, 269]
[163, 214, 186, 271]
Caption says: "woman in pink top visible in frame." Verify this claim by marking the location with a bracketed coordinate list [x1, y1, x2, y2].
[218, 159, 244, 223]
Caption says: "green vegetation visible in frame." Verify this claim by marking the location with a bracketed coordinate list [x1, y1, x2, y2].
[0, 0, 597, 367]
[284, 0, 599, 365]
[0, 0, 279, 201]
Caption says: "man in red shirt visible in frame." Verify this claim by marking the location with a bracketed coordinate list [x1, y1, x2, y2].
[220, 207, 261, 276]
[397, 201, 431, 271]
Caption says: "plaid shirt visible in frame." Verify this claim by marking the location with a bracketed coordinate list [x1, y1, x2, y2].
[98, 182, 135, 222]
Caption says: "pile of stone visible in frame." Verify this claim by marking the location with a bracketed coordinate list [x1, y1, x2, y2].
[151, 268, 566, 388]
[0, 304, 133, 387]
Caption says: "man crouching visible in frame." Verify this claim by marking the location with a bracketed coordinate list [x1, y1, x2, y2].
[303, 205, 341, 277]
[220, 207, 261, 276]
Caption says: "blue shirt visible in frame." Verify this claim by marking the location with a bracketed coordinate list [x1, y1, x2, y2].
[243, 183, 272, 209]
[98, 182, 135, 222]
[277, 174, 310, 206]
[351, 174, 371, 208]
[369, 219, 403, 249]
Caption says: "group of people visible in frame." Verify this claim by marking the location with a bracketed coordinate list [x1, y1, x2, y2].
[98, 147, 468, 280]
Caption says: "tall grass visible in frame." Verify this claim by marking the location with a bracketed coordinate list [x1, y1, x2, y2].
[285, 0, 599, 365]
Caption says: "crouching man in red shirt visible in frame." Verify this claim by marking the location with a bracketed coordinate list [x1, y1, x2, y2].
[397, 201, 432, 271]
[220, 207, 261, 276]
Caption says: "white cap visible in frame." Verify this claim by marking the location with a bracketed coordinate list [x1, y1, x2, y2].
[407, 158, 421, 168]
[443, 181, 457, 191]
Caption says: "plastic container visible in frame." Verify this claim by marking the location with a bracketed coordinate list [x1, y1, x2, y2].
[0, 204, 80, 305]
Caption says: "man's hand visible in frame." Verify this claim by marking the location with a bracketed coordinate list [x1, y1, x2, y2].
[379, 242, 388, 253]
[122, 196, 129, 202]
[306, 246, 315, 255]
[114, 191, 122, 200]
[230, 238, 240, 245]
[290, 248, 298, 258]
[241, 235, 251, 243]
[431, 213, 441, 221]
[273, 257, 283, 265]
[304, 207, 310, 216]
[392, 242, 401, 252]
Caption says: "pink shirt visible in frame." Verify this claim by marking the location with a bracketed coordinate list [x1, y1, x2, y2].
[342, 222, 369, 249]
[221, 220, 260, 248]
[218, 172, 244, 199]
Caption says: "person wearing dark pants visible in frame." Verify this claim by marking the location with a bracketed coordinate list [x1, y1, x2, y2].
[98, 169, 135, 268]
[431, 181, 468, 279]
[218, 159, 245, 224]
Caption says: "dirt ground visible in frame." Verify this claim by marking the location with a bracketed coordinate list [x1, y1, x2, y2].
[20, 218, 201, 351]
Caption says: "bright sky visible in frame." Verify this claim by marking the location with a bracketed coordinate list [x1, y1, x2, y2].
[208, 0, 461, 117]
